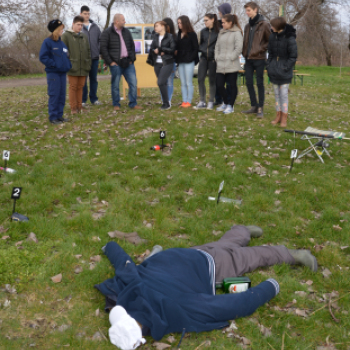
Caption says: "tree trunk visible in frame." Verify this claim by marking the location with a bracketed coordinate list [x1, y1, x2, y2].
[104, 0, 115, 30]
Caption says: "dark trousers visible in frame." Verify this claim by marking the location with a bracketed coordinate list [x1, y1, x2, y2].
[198, 58, 216, 103]
[245, 59, 265, 107]
[46, 72, 66, 122]
[193, 225, 295, 283]
[215, 81, 231, 104]
[154, 63, 173, 105]
[83, 59, 99, 104]
[216, 72, 238, 107]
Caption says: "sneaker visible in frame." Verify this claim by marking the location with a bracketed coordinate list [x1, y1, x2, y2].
[58, 117, 70, 122]
[214, 101, 223, 106]
[256, 107, 264, 119]
[82, 102, 87, 107]
[50, 119, 63, 124]
[194, 101, 207, 109]
[180, 102, 187, 107]
[207, 102, 214, 110]
[92, 100, 102, 105]
[160, 103, 171, 110]
[242, 106, 258, 114]
[169, 101, 172, 107]
[216, 104, 227, 112]
[183, 102, 191, 108]
[223, 105, 234, 114]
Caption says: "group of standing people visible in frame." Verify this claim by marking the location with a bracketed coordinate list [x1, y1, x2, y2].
[39, 2, 297, 128]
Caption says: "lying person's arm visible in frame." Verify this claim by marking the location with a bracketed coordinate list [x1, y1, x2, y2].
[200, 279, 279, 322]
[104, 241, 135, 271]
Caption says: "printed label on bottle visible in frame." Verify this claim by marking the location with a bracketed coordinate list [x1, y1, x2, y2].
[228, 283, 249, 294]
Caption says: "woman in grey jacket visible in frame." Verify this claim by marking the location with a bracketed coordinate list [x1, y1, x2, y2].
[215, 14, 243, 114]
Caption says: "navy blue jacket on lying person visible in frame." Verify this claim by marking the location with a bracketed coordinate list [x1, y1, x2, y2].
[39, 37, 72, 74]
[95, 241, 279, 341]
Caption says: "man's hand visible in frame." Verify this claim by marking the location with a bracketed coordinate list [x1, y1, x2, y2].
[161, 52, 164, 56]
[154, 48, 159, 54]
[110, 62, 118, 66]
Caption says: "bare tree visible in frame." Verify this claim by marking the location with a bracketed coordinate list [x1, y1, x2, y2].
[137, 0, 182, 24]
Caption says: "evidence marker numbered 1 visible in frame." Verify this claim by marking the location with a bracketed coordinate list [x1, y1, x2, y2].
[11, 187, 29, 222]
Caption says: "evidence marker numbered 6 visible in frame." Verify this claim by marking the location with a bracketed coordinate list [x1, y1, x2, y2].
[3, 150, 10, 161]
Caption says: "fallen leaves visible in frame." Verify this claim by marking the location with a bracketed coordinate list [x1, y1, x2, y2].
[51, 274, 62, 283]
[108, 230, 147, 245]
[152, 342, 171, 350]
[27, 232, 38, 243]
[322, 268, 332, 278]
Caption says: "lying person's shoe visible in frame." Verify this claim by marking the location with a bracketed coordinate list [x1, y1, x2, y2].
[194, 101, 206, 109]
[207, 102, 214, 110]
[242, 106, 258, 114]
[160, 103, 171, 110]
[58, 117, 70, 122]
[288, 249, 318, 272]
[216, 104, 227, 112]
[246, 226, 263, 238]
[223, 105, 234, 114]
[50, 119, 63, 124]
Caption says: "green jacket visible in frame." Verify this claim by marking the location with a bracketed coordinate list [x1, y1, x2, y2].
[62, 29, 91, 76]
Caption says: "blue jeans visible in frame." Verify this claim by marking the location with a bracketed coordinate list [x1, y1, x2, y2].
[178, 61, 195, 103]
[46, 72, 66, 121]
[110, 63, 137, 108]
[83, 59, 99, 103]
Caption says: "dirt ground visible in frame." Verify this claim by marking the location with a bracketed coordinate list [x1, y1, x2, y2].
[0, 75, 111, 89]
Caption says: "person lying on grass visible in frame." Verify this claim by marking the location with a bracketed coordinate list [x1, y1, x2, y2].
[95, 225, 317, 350]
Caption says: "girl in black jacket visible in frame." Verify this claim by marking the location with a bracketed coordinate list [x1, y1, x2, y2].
[195, 14, 220, 110]
[267, 17, 297, 128]
[177, 15, 199, 107]
[148, 21, 176, 110]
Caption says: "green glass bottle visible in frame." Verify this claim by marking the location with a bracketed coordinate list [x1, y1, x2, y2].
[222, 277, 251, 294]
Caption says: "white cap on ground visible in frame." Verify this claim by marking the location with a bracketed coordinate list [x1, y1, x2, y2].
[109, 306, 146, 350]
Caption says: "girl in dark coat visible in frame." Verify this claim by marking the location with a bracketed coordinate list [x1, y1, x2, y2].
[176, 15, 199, 107]
[267, 17, 297, 127]
[148, 21, 176, 110]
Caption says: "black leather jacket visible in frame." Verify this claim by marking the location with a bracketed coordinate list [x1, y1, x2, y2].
[149, 32, 176, 66]
[199, 27, 219, 61]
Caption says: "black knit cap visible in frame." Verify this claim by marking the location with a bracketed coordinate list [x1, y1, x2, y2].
[47, 19, 63, 33]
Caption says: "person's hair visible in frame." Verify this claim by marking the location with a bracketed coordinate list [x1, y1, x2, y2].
[80, 5, 90, 13]
[244, 1, 259, 11]
[270, 17, 287, 31]
[177, 15, 194, 36]
[222, 14, 243, 34]
[163, 17, 176, 35]
[154, 20, 170, 33]
[73, 15, 84, 24]
[52, 24, 64, 41]
[204, 13, 220, 33]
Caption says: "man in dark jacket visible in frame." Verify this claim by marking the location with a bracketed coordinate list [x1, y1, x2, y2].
[81, 5, 102, 106]
[242, 2, 271, 118]
[100, 14, 141, 111]
[95, 225, 317, 348]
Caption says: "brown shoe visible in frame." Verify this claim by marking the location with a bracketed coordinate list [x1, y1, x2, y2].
[114, 106, 120, 111]
[131, 105, 142, 110]
[271, 111, 282, 125]
[280, 112, 288, 128]
[78, 108, 88, 114]
[71, 109, 78, 115]
[256, 107, 264, 119]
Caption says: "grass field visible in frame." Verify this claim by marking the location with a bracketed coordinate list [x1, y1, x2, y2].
[0, 66, 350, 350]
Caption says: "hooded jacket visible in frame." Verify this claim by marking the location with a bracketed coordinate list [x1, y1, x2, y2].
[39, 36, 72, 74]
[267, 24, 297, 85]
[148, 32, 176, 66]
[81, 20, 101, 60]
[242, 14, 271, 60]
[100, 25, 136, 65]
[199, 27, 219, 61]
[95, 242, 278, 341]
[61, 29, 91, 76]
[215, 25, 243, 74]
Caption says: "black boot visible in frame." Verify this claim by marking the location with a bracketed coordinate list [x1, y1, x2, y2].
[242, 106, 258, 114]
[256, 107, 264, 119]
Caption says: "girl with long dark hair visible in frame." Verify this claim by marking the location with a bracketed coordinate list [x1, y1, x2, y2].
[176, 15, 199, 107]
[147, 21, 176, 110]
[267, 17, 297, 128]
[162, 17, 177, 105]
[215, 14, 243, 114]
[194, 13, 220, 110]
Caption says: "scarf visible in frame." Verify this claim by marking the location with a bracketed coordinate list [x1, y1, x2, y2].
[249, 14, 260, 27]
